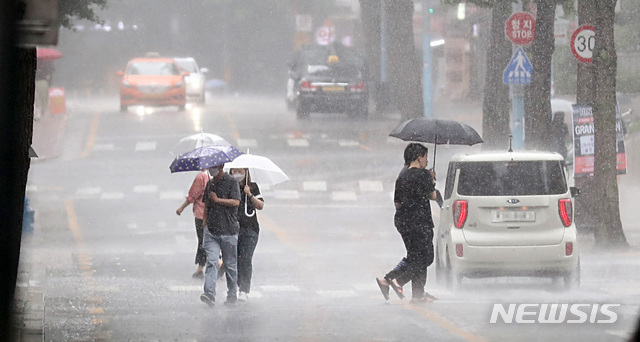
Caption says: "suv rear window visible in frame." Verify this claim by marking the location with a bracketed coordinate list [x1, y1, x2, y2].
[456, 161, 567, 196]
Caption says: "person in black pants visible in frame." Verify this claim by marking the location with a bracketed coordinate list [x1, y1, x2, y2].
[377, 143, 438, 303]
[230, 168, 264, 302]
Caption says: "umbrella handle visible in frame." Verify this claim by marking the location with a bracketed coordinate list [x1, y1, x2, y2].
[243, 173, 255, 217]
[245, 194, 255, 217]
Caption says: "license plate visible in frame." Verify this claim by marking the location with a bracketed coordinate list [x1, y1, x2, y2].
[322, 86, 344, 92]
[491, 210, 535, 222]
[144, 93, 163, 99]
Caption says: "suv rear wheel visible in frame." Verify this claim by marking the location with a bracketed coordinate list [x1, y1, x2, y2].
[296, 101, 310, 119]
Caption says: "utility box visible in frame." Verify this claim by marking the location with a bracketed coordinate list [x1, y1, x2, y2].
[48, 87, 65, 114]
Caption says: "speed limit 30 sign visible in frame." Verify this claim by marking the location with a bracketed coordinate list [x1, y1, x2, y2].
[571, 25, 595, 63]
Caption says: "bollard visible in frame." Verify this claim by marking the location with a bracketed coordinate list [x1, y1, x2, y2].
[48, 87, 66, 115]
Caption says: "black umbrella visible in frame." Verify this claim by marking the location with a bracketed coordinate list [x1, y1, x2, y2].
[389, 118, 483, 168]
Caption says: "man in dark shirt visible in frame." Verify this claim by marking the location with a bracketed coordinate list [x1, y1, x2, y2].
[200, 164, 241, 306]
[377, 143, 437, 303]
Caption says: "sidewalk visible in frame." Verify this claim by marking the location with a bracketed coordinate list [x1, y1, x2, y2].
[31, 112, 66, 161]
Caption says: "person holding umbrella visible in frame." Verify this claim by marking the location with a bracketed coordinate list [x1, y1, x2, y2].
[176, 169, 211, 279]
[200, 164, 241, 307]
[376, 143, 438, 303]
[229, 168, 264, 302]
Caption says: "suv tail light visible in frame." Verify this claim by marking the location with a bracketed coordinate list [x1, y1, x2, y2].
[300, 80, 316, 91]
[349, 81, 366, 92]
[559, 199, 572, 227]
[453, 200, 468, 229]
[565, 242, 573, 256]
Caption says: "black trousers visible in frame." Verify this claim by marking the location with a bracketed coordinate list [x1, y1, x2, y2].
[194, 218, 207, 267]
[237, 229, 259, 293]
[385, 228, 434, 299]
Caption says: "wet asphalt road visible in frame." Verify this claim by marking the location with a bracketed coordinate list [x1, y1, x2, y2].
[21, 94, 640, 341]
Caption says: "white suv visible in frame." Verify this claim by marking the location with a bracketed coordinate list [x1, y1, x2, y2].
[435, 151, 580, 289]
[174, 57, 208, 103]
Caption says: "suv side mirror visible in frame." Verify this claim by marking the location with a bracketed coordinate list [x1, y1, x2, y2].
[200, 67, 209, 74]
[570, 187, 580, 198]
[116, 71, 124, 76]
[182, 71, 190, 76]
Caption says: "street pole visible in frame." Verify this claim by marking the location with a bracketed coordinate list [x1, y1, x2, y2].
[510, 1, 525, 149]
[380, 0, 387, 85]
[422, 1, 433, 117]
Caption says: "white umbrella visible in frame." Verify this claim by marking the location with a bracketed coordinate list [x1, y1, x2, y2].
[224, 153, 289, 186]
[172, 131, 230, 155]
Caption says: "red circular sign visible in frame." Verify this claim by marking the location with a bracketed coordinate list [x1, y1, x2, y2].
[505, 12, 536, 45]
[571, 25, 595, 63]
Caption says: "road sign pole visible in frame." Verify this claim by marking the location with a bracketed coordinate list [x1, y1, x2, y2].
[422, 0, 433, 117]
[511, 84, 525, 149]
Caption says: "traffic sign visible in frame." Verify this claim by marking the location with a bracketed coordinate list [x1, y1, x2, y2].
[503, 47, 533, 84]
[505, 12, 536, 45]
[571, 25, 595, 63]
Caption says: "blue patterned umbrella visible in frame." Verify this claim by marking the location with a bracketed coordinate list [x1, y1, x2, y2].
[170, 145, 243, 173]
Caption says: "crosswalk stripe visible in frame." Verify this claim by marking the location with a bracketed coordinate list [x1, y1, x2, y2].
[261, 285, 301, 292]
[77, 187, 101, 196]
[287, 139, 309, 147]
[160, 191, 184, 200]
[273, 190, 300, 200]
[339, 140, 360, 147]
[332, 191, 357, 201]
[135, 142, 156, 151]
[303, 181, 327, 191]
[359, 180, 383, 192]
[133, 185, 158, 193]
[100, 192, 124, 200]
[92, 143, 115, 151]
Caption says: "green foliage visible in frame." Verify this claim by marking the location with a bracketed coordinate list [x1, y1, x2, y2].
[58, 0, 108, 28]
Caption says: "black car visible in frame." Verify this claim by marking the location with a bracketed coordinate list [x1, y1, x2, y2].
[286, 44, 368, 119]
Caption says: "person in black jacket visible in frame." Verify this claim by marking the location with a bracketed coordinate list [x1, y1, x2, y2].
[377, 143, 438, 303]
[230, 168, 264, 302]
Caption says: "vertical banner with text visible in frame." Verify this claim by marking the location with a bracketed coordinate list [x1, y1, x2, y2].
[572, 104, 627, 177]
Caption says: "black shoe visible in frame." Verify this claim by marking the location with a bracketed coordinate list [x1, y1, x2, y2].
[224, 297, 237, 305]
[376, 278, 390, 301]
[192, 271, 204, 279]
[200, 293, 215, 307]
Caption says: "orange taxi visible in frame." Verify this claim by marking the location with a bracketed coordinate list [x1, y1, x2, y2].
[117, 54, 188, 112]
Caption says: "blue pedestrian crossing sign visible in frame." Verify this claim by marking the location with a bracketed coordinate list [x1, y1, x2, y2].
[503, 47, 533, 84]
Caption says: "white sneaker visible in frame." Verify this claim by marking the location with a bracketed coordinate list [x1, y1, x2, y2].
[238, 291, 248, 302]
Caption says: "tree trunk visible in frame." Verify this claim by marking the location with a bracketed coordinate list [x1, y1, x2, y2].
[385, 0, 423, 120]
[592, 0, 627, 248]
[574, 0, 598, 239]
[359, 0, 382, 112]
[481, 1, 512, 149]
[523, 0, 556, 150]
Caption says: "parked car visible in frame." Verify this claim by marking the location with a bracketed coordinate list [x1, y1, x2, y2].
[287, 44, 368, 119]
[117, 53, 187, 112]
[174, 57, 208, 103]
[435, 151, 580, 290]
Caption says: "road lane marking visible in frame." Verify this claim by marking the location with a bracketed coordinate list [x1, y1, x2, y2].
[169, 286, 202, 292]
[100, 192, 124, 200]
[273, 190, 300, 199]
[359, 180, 383, 192]
[316, 290, 358, 298]
[81, 113, 100, 158]
[160, 191, 184, 200]
[303, 181, 327, 191]
[92, 143, 115, 151]
[133, 185, 158, 193]
[260, 285, 301, 292]
[339, 140, 360, 147]
[331, 191, 357, 201]
[76, 187, 102, 198]
[288, 138, 309, 147]
[64, 199, 108, 334]
[407, 305, 487, 342]
[135, 141, 157, 151]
